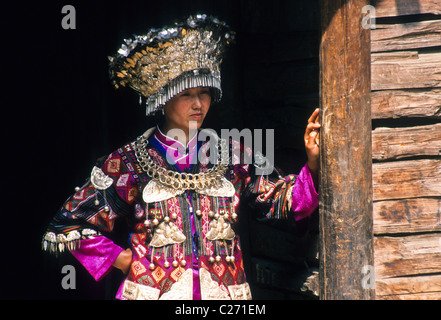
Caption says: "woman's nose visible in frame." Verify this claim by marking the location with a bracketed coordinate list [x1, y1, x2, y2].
[192, 95, 202, 108]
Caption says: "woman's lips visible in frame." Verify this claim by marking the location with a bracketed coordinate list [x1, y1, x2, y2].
[189, 113, 203, 119]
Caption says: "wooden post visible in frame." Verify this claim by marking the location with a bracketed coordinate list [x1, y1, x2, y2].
[319, 0, 375, 299]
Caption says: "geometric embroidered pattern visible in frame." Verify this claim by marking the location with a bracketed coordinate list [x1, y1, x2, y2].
[139, 274, 155, 287]
[106, 158, 121, 174]
[170, 267, 185, 282]
[160, 278, 173, 293]
[86, 209, 117, 232]
[131, 261, 147, 277]
[151, 266, 165, 283]
[212, 262, 226, 278]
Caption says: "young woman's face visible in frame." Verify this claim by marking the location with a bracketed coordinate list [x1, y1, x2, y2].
[162, 86, 211, 134]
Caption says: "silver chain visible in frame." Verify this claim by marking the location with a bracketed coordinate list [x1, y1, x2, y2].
[134, 134, 230, 191]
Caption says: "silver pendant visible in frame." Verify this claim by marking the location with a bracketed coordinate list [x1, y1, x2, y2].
[90, 166, 113, 190]
[198, 177, 235, 197]
[149, 221, 186, 247]
[206, 215, 235, 241]
[142, 180, 185, 203]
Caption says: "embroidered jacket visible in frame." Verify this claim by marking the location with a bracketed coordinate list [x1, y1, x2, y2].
[42, 127, 319, 300]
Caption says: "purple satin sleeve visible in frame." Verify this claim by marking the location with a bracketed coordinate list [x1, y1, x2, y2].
[292, 164, 319, 221]
[70, 236, 124, 281]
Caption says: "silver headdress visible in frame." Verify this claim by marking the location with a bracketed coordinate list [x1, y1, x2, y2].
[108, 14, 235, 115]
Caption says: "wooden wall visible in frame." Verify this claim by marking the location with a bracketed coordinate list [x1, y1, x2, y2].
[371, 0, 441, 300]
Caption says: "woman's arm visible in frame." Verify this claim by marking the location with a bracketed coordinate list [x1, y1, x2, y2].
[70, 236, 126, 281]
[112, 248, 133, 274]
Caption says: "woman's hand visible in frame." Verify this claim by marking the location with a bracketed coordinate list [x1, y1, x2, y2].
[304, 108, 321, 180]
[112, 248, 133, 274]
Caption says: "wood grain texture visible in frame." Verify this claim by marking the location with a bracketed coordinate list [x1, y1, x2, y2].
[371, 51, 419, 62]
[373, 198, 441, 234]
[372, 0, 441, 17]
[371, 20, 441, 52]
[376, 274, 441, 299]
[372, 52, 441, 90]
[373, 159, 441, 201]
[374, 233, 441, 278]
[372, 123, 441, 160]
[371, 89, 441, 119]
[369, 0, 441, 301]
[319, 0, 374, 300]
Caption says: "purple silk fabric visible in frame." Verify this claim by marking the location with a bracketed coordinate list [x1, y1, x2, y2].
[70, 236, 124, 281]
[292, 164, 319, 221]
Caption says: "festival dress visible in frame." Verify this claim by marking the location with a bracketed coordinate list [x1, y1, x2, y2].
[42, 127, 319, 300]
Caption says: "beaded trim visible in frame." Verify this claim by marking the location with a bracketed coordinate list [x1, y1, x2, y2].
[144, 69, 222, 115]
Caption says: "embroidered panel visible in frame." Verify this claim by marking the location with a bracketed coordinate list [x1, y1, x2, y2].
[198, 194, 213, 256]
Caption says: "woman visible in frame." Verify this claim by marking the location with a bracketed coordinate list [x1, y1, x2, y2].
[42, 14, 320, 300]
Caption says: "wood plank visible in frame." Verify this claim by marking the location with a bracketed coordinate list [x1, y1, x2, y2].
[371, 89, 441, 119]
[371, 51, 419, 62]
[372, 52, 441, 90]
[373, 198, 441, 234]
[319, 0, 374, 300]
[372, 0, 441, 17]
[376, 274, 441, 299]
[372, 159, 441, 201]
[371, 20, 441, 52]
[372, 123, 441, 160]
[378, 292, 441, 300]
[374, 233, 441, 278]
